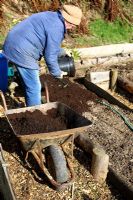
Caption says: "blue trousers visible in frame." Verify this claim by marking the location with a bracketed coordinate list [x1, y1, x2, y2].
[16, 65, 41, 106]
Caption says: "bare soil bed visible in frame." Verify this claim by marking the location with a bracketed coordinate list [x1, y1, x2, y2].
[40, 75, 98, 114]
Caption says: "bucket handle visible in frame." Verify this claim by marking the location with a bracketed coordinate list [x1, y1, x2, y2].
[44, 81, 50, 103]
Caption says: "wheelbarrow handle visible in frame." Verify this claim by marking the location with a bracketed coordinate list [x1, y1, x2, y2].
[0, 90, 7, 111]
[44, 81, 50, 103]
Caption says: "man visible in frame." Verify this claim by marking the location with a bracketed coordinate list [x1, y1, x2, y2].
[2, 5, 82, 106]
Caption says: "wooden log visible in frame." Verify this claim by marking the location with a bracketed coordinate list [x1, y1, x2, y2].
[88, 71, 110, 84]
[75, 135, 133, 199]
[91, 147, 109, 184]
[110, 69, 118, 91]
[75, 134, 99, 155]
[117, 76, 133, 94]
[75, 43, 133, 59]
[75, 134, 109, 183]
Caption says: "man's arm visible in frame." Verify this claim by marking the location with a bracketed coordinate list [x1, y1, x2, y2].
[44, 32, 63, 78]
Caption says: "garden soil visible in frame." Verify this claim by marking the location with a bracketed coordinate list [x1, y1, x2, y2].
[8, 108, 67, 135]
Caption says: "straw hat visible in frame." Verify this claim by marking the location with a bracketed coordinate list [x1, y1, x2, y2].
[61, 5, 82, 25]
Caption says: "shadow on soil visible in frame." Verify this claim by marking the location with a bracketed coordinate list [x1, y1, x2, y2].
[73, 147, 92, 172]
[106, 178, 124, 200]
[82, 193, 92, 200]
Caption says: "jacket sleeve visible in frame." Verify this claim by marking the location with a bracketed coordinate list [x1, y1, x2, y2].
[44, 31, 63, 77]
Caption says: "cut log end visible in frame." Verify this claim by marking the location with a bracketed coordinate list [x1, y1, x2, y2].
[75, 135, 109, 184]
[91, 147, 109, 184]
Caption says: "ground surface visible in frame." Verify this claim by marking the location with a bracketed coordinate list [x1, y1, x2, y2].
[40, 73, 133, 186]
[0, 113, 124, 200]
[0, 60, 133, 200]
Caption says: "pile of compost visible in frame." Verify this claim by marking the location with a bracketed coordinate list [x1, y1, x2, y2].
[8, 108, 67, 135]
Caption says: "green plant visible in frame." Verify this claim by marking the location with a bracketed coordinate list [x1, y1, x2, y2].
[73, 18, 133, 47]
[71, 49, 81, 60]
[89, 18, 133, 44]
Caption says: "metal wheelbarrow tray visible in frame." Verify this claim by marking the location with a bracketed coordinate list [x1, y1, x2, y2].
[5, 102, 92, 190]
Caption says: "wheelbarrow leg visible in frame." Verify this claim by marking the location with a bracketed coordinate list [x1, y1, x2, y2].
[24, 140, 74, 191]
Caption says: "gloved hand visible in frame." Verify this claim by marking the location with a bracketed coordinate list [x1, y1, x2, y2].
[56, 71, 68, 79]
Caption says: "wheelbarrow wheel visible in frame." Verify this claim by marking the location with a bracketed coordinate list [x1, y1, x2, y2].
[46, 144, 69, 184]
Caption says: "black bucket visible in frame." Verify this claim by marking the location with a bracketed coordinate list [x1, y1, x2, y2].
[58, 55, 75, 77]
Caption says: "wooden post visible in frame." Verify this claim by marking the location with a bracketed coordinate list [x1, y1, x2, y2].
[91, 147, 109, 184]
[75, 134, 98, 155]
[110, 69, 118, 91]
[75, 135, 109, 184]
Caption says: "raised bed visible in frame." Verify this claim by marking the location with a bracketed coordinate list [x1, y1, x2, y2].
[40, 74, 133, 199]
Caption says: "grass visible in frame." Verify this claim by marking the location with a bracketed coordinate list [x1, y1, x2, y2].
[1, 18, 133, 50]
[74, 19, 133, 47]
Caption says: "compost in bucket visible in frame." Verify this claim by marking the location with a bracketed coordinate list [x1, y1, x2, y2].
[9, 108, 67, 135]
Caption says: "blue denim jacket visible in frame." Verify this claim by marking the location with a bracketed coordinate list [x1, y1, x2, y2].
[3, 11, 66, 77]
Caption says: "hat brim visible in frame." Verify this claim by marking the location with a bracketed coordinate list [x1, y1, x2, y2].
[62, 10, 81, 25]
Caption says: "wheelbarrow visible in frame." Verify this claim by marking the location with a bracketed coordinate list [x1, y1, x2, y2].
[0, 92, 92, 190]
